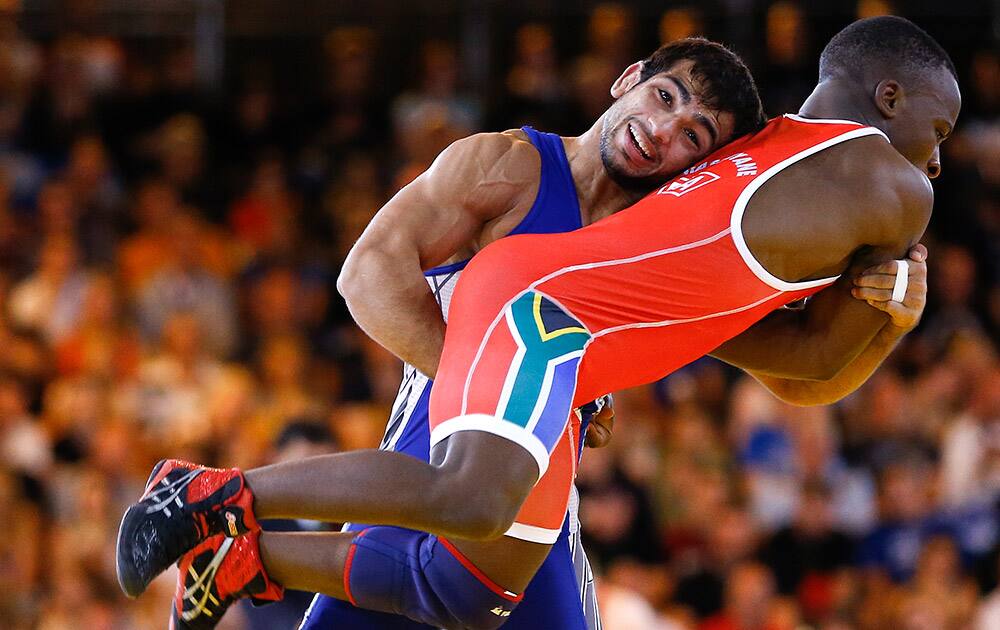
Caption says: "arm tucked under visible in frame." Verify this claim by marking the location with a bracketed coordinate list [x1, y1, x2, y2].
[337, 133, 536, 377]
[716, 245, 928, 405]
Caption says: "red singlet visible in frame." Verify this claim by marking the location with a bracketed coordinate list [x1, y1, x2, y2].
[430, 115, 888, 544]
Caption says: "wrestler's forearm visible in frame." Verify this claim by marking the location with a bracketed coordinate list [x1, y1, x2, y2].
[749, 321, 906, 405]
[348, 287, 445, 378]
[338, 248, 446, 378]
[712, 276, 889, 380]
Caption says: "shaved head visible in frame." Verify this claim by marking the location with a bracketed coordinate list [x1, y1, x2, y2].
[819, 16, 956, 86]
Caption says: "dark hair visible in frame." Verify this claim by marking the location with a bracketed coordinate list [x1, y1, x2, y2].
[639, 37, 766, 139]
[819, 16, 957, 83]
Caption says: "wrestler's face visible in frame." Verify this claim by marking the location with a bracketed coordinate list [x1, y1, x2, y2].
[878, 65, 961, 180]
[601, 60, 736, 192]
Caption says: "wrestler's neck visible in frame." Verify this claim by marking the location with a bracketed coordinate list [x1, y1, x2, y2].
[562, 121, 644, 227]
[798, 78, 889, 136]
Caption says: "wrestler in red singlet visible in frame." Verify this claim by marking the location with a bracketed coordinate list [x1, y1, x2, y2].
[429, 114, 888, 544]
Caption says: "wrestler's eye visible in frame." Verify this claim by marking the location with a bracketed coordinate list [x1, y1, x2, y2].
[658, 89, 673, 107]
[684, 128, 700, 148]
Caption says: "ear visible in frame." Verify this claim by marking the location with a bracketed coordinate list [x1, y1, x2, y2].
[874, 79, 904, 119]
[610, 61, 644, 99]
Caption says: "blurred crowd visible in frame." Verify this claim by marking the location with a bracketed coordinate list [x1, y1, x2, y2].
[0, 1, 997, 629]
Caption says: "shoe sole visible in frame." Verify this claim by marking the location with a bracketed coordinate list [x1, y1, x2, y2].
[116, 459, 169, 598]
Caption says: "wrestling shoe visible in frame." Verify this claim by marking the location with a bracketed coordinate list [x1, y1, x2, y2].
[117, 459, 260, 598]
[170, 532, 284, 629]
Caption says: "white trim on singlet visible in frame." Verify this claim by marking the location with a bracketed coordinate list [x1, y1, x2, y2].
[528, 228, 732, 288]
[730, 123, 890, 291]
[504, 521, 562, 544]
[430, 413, 551, 480]
[590, 290, 783, 338]
[783, 113, 891, 141]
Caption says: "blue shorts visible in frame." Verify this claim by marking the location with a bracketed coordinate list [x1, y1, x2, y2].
[297, 378, 599, 629]
[299, 520, 589, 630]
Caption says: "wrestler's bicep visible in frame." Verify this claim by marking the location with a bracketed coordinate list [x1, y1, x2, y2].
[349, 133, 537, 271]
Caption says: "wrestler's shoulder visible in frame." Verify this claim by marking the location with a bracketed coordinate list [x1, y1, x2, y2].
[433, 131, 541, 200]
[838, 135, 930, 196]
[825, 135, 934, 243]
[448, 130, 540, 173]
[426, 131, 542, 215]
[817, 135, 932, 216]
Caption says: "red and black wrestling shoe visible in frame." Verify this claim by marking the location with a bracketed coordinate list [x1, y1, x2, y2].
[169, 532, 284, 630]
[117, 459, 260, 598]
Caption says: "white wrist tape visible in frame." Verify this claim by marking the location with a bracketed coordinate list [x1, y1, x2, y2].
[892, 259, 909, 303]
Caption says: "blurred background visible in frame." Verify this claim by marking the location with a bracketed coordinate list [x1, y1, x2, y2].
[0, 0, 997, 628]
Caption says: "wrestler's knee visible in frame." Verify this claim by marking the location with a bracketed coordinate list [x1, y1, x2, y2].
[428, 430, 538, 540]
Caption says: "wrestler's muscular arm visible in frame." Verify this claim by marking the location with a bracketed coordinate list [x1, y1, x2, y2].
[249, 135, 554, 598]
[711, 147, 933, 402]
[338, 132, 539, 378]
[748, 245, 927, 405]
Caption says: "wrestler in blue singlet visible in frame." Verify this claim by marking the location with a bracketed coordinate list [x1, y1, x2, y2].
[298, 127, 601, 630]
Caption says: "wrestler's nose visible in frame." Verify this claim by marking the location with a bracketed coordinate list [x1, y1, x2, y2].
[927, 146, 941, 179]
[646, 114, 675, 146]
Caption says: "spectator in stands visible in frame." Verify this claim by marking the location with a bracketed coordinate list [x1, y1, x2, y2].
[7, 232, 91, 344]
[136, 210, 237, 356]
[759, 480, 855, 602]
[699, 562, 782, 630]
